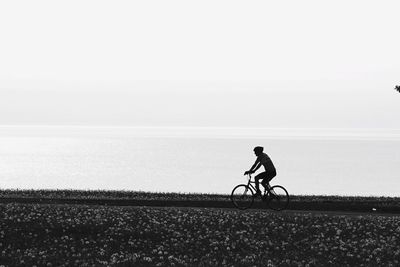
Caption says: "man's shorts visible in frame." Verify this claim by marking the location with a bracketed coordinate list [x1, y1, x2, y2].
[255, 170, 276, 183]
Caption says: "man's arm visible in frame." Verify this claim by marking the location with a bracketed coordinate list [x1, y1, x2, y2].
[244, 159, 261, 175]
[251, 162, 261, 173]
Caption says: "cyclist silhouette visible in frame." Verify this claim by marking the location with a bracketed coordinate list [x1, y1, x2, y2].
[244, 146, 276, 196]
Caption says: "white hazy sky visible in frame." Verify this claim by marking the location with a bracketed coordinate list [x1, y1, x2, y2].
[0, 1, 399, 129]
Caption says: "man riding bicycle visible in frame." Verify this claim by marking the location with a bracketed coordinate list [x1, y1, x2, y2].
[244, 146, 276, 196]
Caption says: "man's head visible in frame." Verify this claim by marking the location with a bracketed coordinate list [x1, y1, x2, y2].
[253, 146, 264, 156]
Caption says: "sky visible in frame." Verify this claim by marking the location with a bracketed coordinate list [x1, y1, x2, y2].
[0, 0, 399, 130]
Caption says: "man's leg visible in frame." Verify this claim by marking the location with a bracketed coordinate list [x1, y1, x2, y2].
[254, 176, 261, 193]
[261, 170, 276, 190]
[261, 180, 271, 190]
[255, 172, 267, 194]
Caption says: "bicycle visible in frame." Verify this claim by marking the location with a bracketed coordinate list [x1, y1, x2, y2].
[230, 174, 289, 211]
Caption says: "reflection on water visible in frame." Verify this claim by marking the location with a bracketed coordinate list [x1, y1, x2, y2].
[0, 127, 399, 196]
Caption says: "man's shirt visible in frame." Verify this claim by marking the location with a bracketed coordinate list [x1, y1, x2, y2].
[256, 153, 276, 173]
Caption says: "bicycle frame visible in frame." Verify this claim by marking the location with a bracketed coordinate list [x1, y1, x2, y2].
[245, 174, 258, 192]
[246, 174, 272, 195]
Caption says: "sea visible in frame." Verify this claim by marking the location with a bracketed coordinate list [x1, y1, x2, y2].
[0, 126, 399, 197]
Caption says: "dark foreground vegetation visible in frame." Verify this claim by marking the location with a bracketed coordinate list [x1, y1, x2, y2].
[0, 203, 399, 266]
[0, 189, 399, 213]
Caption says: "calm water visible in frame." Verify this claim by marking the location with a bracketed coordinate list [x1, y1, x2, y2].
[0, 128, 399, 196]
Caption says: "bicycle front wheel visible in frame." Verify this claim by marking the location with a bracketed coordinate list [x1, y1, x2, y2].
[230, 184, 255, 210]
[267, 185, 289, 211]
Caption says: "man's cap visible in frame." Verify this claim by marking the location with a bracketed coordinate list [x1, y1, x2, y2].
[253, 146, 264, 153]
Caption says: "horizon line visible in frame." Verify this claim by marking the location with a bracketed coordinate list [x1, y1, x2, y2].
[1, 125, 400, 140]
[1, 125, 400, 130]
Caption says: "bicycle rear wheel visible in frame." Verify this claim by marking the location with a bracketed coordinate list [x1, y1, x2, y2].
[230, 184, 255, 210]
[267, 185, 289, 211]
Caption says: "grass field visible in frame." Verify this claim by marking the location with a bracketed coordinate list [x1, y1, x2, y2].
[0, 190, 400, 266]
[0, 202, 399, 266]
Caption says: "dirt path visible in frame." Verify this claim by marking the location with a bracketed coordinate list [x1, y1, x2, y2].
[276, 209, 400, 218]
